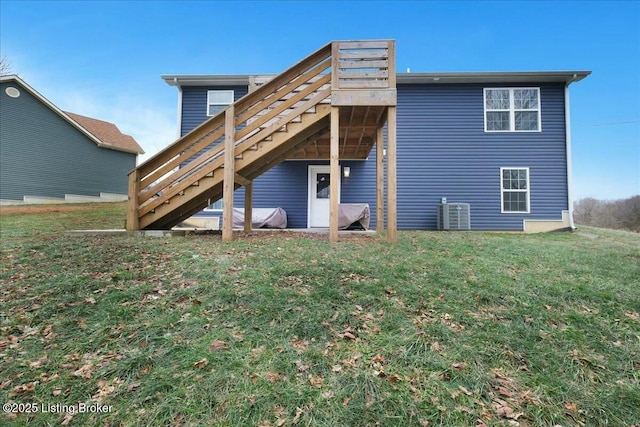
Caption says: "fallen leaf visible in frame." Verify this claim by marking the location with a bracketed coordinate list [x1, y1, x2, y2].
[293, 407, 304, 423]
[73, 364, 94, 379]
[290, 338, 309, 350]
[127, 382, 141, 392]
[564, 402, 578, 413]
[387, 374, 401, 383]
[332, 365, 343, 373]
[265, 371, 280, 383]
[29, 354, 48, 368]
[52, 388, 62, 396]
[61, 413, 74, 425]
[251, 346, 265, 356]
[308, 374, 324, 388]
[209, 340, 227, 352]
[340, 331, 356, 340]
[273, 405, 287, 418]
[9, 381, 37, 396]
[371, 354, 385, 364]
[294, 360, 310, 372]
[85, 297, 96, 304]
[459, 385, 472, 396]
[194, 358, 208, 368]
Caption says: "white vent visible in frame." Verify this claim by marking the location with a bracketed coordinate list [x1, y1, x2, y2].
[437, 203, 471, 230]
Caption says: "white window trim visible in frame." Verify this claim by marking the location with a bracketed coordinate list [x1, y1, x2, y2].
[500, 167, 531, 214]
[484, 88, 541, 132]
[204, 199, 223, 212]
[206, 90, 234, 117]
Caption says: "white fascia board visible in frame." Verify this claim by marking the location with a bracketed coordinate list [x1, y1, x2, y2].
[160, 71, 591, 87]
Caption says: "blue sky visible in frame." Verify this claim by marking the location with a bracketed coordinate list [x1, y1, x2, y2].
[1, 0, 638, 201]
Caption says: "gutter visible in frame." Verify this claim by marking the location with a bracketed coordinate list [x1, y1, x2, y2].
[174, 78, 183, 139]
[565, 74, 579, 230]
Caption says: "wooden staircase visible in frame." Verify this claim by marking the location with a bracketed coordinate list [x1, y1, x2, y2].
[127, 40, 397, 241]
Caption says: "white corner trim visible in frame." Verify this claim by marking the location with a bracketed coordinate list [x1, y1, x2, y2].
[564, 82, 576, 229]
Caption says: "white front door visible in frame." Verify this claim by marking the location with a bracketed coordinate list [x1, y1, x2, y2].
[308, 166, 339, 227]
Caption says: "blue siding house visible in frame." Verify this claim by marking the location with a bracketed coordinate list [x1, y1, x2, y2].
[1, 75, 144, 203]
[160, 70, 589, 232]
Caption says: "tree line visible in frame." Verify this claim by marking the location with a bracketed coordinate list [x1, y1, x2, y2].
[574, 195, 640, 232]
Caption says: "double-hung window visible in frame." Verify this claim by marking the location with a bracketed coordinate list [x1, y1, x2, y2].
[501, 167, 530, 213]
[207, 90, 234, 116]
[485, 88, 540, 132]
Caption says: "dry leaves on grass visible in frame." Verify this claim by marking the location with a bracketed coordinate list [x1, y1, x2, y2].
[487, 368, 540, 423]
[336, 326, 357, 341]
[209, 340, 227, 352]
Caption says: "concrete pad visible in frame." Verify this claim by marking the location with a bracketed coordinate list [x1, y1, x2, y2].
[65, 194, 104, 203]
[0, 199, 25, 206]
[23, 196, 65, 204]
[100, 192, 128, 201]
[65, 229, 187, 237]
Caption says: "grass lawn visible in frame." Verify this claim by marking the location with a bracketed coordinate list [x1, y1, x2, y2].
[1, 203, 639, 426]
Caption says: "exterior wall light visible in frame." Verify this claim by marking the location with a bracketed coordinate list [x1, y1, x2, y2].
[343, 166, 350, 178]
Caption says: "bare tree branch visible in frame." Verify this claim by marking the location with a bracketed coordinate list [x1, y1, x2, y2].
[0, 56, 12, 76]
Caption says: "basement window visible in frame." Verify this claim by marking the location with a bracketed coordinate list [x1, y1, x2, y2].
[204, 199, 223, 211]
[485, 88, 540, 132]
[501, 167, 530, 213]
[207, 90, 234, 116]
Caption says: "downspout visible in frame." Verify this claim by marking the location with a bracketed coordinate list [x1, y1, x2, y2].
[174, 78, 183, 138]
[565, 74, 578, 230]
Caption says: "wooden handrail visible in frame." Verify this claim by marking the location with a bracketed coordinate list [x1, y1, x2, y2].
[133, 43, 332, 196]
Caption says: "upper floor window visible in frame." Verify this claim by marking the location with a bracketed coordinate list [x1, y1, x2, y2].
[484, 88, 540, 132]
[207, 90, 234, 116]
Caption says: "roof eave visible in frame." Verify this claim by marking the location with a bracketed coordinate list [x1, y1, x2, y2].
[162, 71, 591, 87]
[396, 71, 591, 85]
[162, 74, 252, 87]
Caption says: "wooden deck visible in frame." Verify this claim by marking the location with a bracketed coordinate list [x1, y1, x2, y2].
[127, 40, 397, 242]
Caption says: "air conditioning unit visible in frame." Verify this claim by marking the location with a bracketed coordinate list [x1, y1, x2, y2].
[437, 203, 471, 230]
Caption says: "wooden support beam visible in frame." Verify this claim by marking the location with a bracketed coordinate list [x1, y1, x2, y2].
[244, 181, 253, 233]
[376, 125, 384, 233]
[330, 106, 340, 243]
[222, 106, 235, 242]
[387, 106, 397, 243]
[234, 173, 251, 187]
[126, 169, 140, 231]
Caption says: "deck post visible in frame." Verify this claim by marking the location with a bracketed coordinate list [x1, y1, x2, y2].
[222, 105, 235, 242]
[376, 125, 384, 233]
[329, 106, 340, 243]
[126, 169, 140, 231]
[387, 106, 397, 243]
[244, 181, 253, 233]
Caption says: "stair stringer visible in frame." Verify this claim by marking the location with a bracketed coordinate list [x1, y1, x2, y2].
[139, 104, 331, 229]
